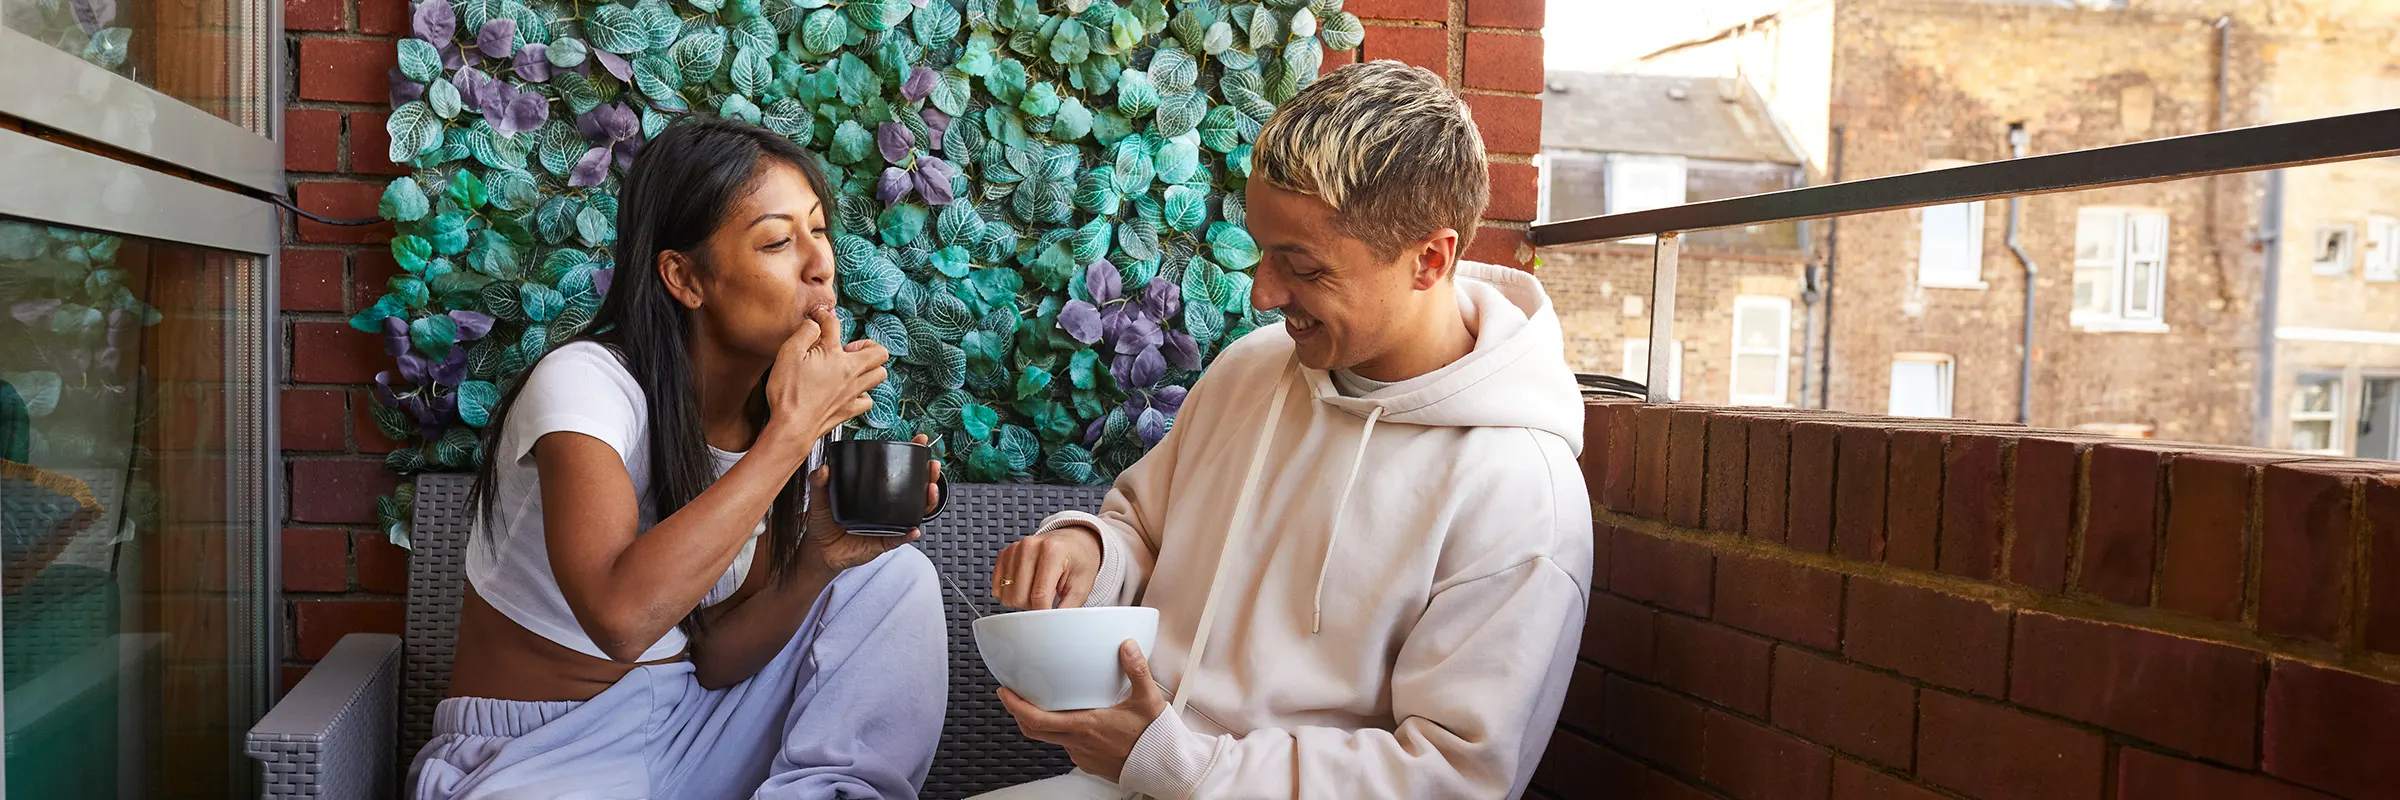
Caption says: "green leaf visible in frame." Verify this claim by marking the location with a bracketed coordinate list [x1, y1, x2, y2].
[387, 101, 444, 163]
[912, 0, 959, 47]
[349, 295, 407, 332]
[877, 202, 928, 247]
[1014, 365, 1052, 399]
[845, 0, 911, 31]
[689, 0, 723, 12]
[1020, 81, 1061, 118]
[586, 3, 648, 53]
[1276, 38, 1324, 101]
[555, 70, 604, 114]
[456, 380, 501, 427]
[1048, 19, 1093, 65]
[428, 212, 473, 254]
[548, 36, 590, 66]
[864, 312, 910, 358]
[936, 199, 982, 247]
[1070, 217, 1113, 265]
[957, 30, 998, 75]
[1068, 349, 1099, 389]
[1199, 104, 1245, 153]
[835, 52, 880, 107]
[1155, 132, 1200, 184]
[444, 170, 489, 209]
[930, 245, 973, 278]
[670, 30, 726, 81]
[435, 426, 481, 468]
[1030, 240, 1078, 290]
[1154, 89, 1205, 138]
[997, 424, 1039, 470]
[576, 205, 616, 246]
[392, 235, 434, 273]
[830, 120, 874, 164]
[1209, 222, 1260, 271]
[1164, 184, 1207, 232]
[732, 46, 771, 97]
[398, 38, 443, 82]
[637, 0, 680, 50]
[849, 255, 906, 309]
[1150, 46, 1198, 92]
[961, 402, 999, 440]
[1248, 5, 1283, 49]
[411, 313, 460, 360]
[428, 77, 465, 119]
[380, 178, 431, 222]
[1320, 11, 1363, 51]
[634, 54, 683, 101]
[519, 282, 567, 322]
[1115, 68, 1158, 116]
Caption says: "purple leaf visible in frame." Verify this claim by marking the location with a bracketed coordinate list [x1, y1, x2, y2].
[1162, 331, 1199, 370]
[612, 135, 643, 170]
[1136, 407, 1168, 446]
[569, 146, 612, 187]
[1083, 416, 1105, 447]
[592, 268, 614, 297]
[876, 167, 916, 205]
[454, 66, 494, 112]
[913, 157, 958, 206]
[1059, 300, 1104, 344]
[514, 44, 551, 82]
[448, 310, 495, 340]
[493, 88, 549, 134]
[382, 317, 413, 357]
[901, 66, 937, 104]
[1141, 279, 1181, 321]
[1115, 316, 1164, 355]
[920, 107, 953, 152]
[413, 0, 456, 44]
[407, 395, 441, 438]
[1100, 305, 1132, 344]
[579, 103, 638, 143]
[373, 372, 403, 407]
[69, 0, 114, 35]
[389, 68, 426, 106]
[440, 42, 465, 71]
[477, 18, 517, 59]
[93, 346, 120, 376]
[434, 346, 470, 387]
[1085, 259, 1121, 305]
[398, 351, 433, 386]
[1120, 395, 1150, 419]
[1129, 346, 1166, 388]
[876, 122, 915, 165]
[592, 49, 632, 81]
[1153, 384, 1188, 413]
[11, 299, 62, 325]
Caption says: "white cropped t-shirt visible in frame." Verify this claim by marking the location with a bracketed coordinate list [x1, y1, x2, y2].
[464, 341, 801, 662]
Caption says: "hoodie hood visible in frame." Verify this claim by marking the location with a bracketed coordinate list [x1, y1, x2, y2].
[1300, 261, 1586, 455]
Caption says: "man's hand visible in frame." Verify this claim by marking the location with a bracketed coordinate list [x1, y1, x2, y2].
[992, 525, 1102, 609]
[998, 640, 1168, 783]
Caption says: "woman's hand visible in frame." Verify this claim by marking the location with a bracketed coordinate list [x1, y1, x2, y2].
[765, 306, 889, 450]
[804, 435, 945, 572]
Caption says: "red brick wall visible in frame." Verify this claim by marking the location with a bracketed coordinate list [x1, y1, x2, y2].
[1344, 0, 1544, 269]
[1534, 401, 2400, 800]
[269, 0, 1554, 687]
[278, 0, 409, 691]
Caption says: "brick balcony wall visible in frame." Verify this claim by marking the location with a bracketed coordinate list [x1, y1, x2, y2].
[1531, 400, 2400, 800]
[272, 0, 1549, 687]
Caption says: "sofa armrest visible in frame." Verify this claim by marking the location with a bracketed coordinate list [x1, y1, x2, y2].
[246, 633, 402, 799]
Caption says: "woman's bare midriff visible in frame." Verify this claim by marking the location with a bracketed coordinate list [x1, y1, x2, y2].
[445, 586, 687, 702]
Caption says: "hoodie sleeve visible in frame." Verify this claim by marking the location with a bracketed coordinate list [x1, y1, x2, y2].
[1030, 379, 1206, 607]
[1117, 557, 1590, 800]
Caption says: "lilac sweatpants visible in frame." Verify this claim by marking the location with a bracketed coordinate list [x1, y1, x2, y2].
[408, 546, 948, 800]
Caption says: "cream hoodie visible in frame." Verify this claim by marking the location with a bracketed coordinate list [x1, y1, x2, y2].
[1035, 261, 1594, 800]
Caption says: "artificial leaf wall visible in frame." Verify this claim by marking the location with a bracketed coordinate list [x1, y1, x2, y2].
[360, 0, 1354, 489]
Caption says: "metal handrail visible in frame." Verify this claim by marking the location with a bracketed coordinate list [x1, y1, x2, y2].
[1529, 108, 2400, 246]
[1528, 107, 2400, 402]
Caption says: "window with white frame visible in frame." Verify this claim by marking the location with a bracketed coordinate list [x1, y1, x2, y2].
[1607, 154, 1688, 215]
[1622, 338, 1685, 401]
[2313, 223, 2356, 276]
[2291, 373, 2343, 454]
[2365, 215, 2398, 282]
[1889, 354, 1955, 418]
[2072, 207, 2170, 326]
[1919, 201, 1987, 288]
[1536, 149, 1609, 223]
[1729, 296, 1792, 406]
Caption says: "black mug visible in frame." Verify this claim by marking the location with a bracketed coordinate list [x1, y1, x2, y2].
[825, 439, 949, 535]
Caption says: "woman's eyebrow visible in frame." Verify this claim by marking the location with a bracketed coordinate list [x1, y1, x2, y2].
[747, 212, 794, 228]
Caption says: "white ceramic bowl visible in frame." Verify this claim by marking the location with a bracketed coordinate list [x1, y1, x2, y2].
[972, 606, 1160, 712]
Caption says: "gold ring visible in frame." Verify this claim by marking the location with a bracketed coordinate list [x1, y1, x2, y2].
[1001, 578, 1015, 587]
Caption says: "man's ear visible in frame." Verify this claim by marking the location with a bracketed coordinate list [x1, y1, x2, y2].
[659, 250, 704, 310]
[1410, 228, 1461, 291]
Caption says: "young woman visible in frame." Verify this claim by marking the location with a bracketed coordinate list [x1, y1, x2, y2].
[410, 118, 949, 799]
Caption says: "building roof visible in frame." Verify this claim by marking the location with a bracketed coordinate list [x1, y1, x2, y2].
[1540, 72, 1803, 165]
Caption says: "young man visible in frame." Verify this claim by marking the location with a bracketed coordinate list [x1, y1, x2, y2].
[980, 60, 1593, 800]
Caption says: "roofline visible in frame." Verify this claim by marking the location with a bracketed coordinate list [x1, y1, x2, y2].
[1633, 7, 1791, 63]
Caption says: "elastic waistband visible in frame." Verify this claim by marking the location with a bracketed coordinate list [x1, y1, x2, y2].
[431, 696, 586, 738]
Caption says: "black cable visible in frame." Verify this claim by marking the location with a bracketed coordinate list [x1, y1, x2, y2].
[269, 192, 386, 226]
[1576, 372, 1648, 400]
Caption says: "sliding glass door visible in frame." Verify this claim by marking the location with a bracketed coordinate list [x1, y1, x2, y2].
[0, 0, 280, 792]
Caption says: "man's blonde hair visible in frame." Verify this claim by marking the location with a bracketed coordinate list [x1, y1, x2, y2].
[1253, 60, 1490, 261]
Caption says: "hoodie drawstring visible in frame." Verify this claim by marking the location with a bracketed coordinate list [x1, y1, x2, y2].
[1171, 364, 1295, 718]
[1311, 405, 1382, 634]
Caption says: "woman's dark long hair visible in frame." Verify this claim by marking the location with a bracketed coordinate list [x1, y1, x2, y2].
[468, 117, 835, 638]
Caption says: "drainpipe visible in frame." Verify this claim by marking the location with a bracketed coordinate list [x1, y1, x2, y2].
[1819, 125, 1845, 409]
[2007, 124, 2036, 426]
[2257, 170, 2285, 447]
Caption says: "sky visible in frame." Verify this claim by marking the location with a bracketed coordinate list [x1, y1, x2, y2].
[1545, 0, 1795, 72]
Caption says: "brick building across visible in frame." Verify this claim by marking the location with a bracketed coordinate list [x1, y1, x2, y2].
[1545, 0, 2400, 454]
